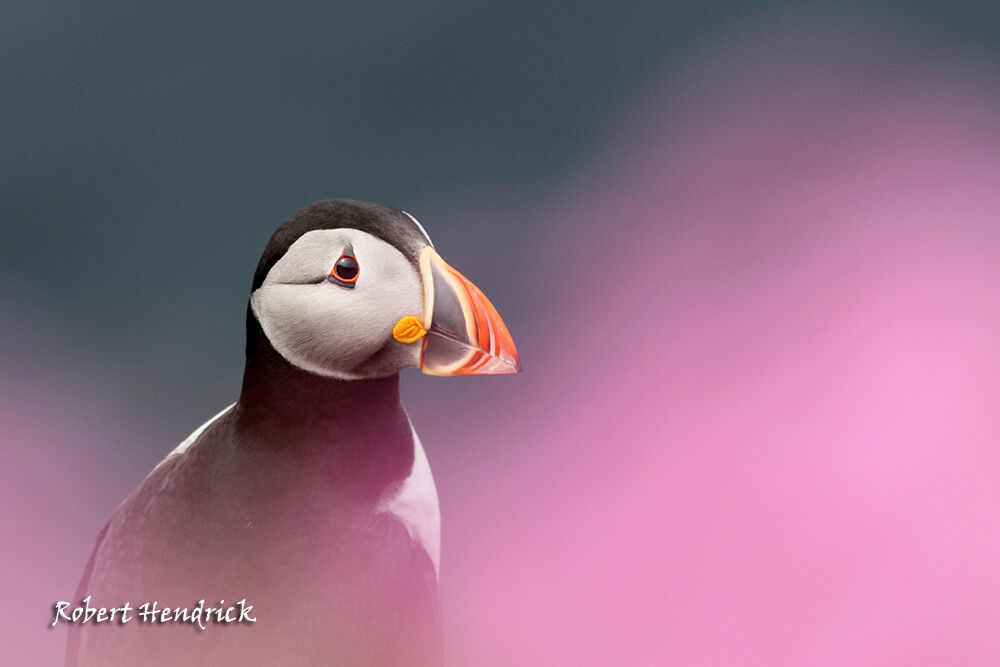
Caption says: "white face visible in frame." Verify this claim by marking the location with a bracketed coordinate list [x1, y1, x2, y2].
[250, 229, 425, 379]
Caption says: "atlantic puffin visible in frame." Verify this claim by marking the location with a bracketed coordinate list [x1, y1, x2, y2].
[66, 199, 519, 666]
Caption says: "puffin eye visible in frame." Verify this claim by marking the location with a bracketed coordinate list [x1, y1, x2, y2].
[328, 245, 359, 287]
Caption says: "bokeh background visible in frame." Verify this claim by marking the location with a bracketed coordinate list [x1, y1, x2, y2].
[4, 2, 1000, 665]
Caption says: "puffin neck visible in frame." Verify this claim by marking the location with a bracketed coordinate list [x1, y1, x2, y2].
[235, 307, 414, 497]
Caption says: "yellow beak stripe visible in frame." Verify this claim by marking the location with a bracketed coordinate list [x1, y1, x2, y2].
[393, 315, 427, 343]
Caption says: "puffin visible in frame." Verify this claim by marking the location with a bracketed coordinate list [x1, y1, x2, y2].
[66, 199, 519, 666]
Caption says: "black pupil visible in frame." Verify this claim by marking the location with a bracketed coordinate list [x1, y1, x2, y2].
[335, 255, 359, 280]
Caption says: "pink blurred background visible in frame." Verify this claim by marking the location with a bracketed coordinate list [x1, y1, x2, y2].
[409, 28, 1000, 665]
[5, 10, 1000, 666]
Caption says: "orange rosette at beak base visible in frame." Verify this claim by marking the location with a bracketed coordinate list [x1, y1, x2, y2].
[417, 248, 521, 376]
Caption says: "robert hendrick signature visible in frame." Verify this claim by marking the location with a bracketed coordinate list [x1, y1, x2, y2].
[51, 597, 256, 631]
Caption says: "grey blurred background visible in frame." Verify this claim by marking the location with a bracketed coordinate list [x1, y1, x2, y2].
[4, 0, 738, 432]
[4, 1, 998, 438]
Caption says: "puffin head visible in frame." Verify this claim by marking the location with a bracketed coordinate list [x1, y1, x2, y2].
[248, 199, 520, 380]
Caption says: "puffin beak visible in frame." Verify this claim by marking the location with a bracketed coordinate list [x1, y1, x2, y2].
[401, 247, 520, 376]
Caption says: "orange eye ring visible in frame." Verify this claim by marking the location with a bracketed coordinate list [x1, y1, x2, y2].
[329, 249, 360, 286]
